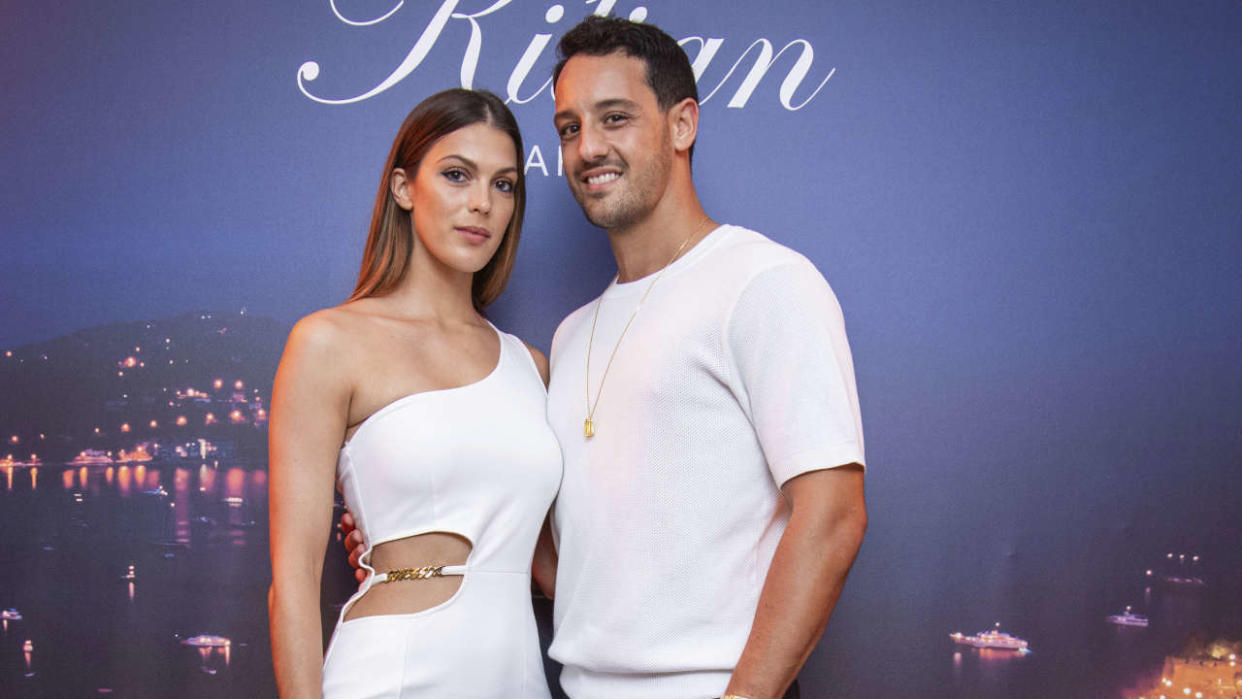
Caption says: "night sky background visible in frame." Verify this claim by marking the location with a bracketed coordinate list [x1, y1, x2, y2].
[3, 1, 1241, 696]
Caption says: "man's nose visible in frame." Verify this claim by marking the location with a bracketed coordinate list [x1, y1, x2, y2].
[577, 122, 608, 163]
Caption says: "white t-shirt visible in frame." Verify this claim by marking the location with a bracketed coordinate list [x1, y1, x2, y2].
[546, 225, 865, 698]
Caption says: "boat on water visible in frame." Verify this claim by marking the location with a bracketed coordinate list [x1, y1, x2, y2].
[71, 449, 113, 465]
[1107, 605, 1149, 627]
[950, 623, 1030, 651]
[180, 634, 230, 648]
[1163, 575, 1206, 587]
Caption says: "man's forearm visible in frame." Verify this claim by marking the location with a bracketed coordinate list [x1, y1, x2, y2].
[725, 469, 867, 699]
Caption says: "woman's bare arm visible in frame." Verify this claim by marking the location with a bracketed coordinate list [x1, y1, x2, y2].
[269, 314, 352, 699]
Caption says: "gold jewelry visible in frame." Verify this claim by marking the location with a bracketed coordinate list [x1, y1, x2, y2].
[381, 565, 445, 582]
[584, 217, 713, 438]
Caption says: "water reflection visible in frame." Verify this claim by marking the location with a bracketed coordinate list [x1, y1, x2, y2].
[120, 564, 137, 602]
[142, 465, 159, 492]
[2, 462, 272, 693]
[117, 465, 132, 497]
[181, 635, 233, 675]
[225, 468, 245, 501]
[199, 463, 216, 495]
[23, 639, 34, 677]
[250, 469, 266, 495]
[173, 468, 191, 543]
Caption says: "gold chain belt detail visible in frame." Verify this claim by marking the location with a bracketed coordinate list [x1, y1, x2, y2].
[382, 565, 446, 582]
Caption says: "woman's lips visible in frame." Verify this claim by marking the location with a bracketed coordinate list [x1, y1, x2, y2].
[456, 226, 491, 244]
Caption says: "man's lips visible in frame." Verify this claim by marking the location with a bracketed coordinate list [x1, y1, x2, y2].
[580, 168, 622, 192]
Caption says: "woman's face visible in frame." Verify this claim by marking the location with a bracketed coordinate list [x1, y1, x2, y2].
[395, 122, 519, 275]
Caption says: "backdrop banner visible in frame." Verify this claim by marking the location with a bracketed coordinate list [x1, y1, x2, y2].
[2, 1, 1240, 697]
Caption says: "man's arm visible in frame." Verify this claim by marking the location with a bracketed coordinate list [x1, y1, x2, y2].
[723, 465, 867, 699]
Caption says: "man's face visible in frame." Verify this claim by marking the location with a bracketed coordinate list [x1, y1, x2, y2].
[553, 51, 673, 231]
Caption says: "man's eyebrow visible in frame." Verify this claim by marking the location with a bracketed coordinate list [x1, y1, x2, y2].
[554, 98, 641, 122]
[594, 98, 639, 111]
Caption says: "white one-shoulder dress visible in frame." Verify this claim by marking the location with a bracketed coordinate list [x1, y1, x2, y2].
[322, 324, 561, 698]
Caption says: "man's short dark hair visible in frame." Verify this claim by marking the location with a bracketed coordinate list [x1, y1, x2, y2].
[553, 16, 698, 112]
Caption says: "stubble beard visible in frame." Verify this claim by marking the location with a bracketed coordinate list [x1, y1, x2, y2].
[572, 145, 671, 233]
[577, 185, 643, 231]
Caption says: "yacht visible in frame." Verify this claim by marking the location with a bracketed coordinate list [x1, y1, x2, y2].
[71, 449, 113, 465]
[950, 623, 1030, 651]
[1107, 606, 1149, 627]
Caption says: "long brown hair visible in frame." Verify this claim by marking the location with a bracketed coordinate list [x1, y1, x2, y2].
[348, 89, 526, 311]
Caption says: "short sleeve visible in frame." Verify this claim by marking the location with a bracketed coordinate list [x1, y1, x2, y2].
[725, 258, 865, 486]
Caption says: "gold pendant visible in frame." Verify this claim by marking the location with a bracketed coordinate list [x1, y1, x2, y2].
[584, 418, 594, 438]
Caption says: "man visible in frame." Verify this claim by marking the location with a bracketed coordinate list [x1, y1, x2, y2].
[542, 16, 866, 699]
[346, 16, 867, 699]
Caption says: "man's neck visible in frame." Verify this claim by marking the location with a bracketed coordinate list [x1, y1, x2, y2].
[608, 202, 714, 283]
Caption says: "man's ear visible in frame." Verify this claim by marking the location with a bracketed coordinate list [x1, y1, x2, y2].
[668, 97, 700, 154]
[390, 168, 413, 210]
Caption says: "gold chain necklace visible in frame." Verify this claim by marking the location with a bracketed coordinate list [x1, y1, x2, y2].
[583, 218, 712, 439]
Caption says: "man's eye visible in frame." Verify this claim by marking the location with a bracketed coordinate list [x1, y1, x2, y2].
[558, 123, 579, 139]
[604, 113, 628, 125]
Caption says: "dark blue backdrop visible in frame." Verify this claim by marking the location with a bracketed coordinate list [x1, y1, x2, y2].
[3, 1, 1240, 696]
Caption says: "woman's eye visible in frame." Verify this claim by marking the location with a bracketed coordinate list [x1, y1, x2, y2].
[494, 179, 515, 194]
[443, 168, 467, 182]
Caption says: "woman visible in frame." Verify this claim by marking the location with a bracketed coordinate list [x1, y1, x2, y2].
[268, 89, 560, 698]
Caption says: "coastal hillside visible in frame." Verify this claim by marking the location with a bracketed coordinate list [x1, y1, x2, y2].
[0, 311, 286, 464]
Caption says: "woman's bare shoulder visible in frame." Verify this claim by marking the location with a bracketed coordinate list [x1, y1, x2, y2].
[283, 303, 386, 370]
[516, 337, 550, 385]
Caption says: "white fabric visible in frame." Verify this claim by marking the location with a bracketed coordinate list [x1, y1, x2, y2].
[547, 225, 865, 698]
[322, 324, 561, 698]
